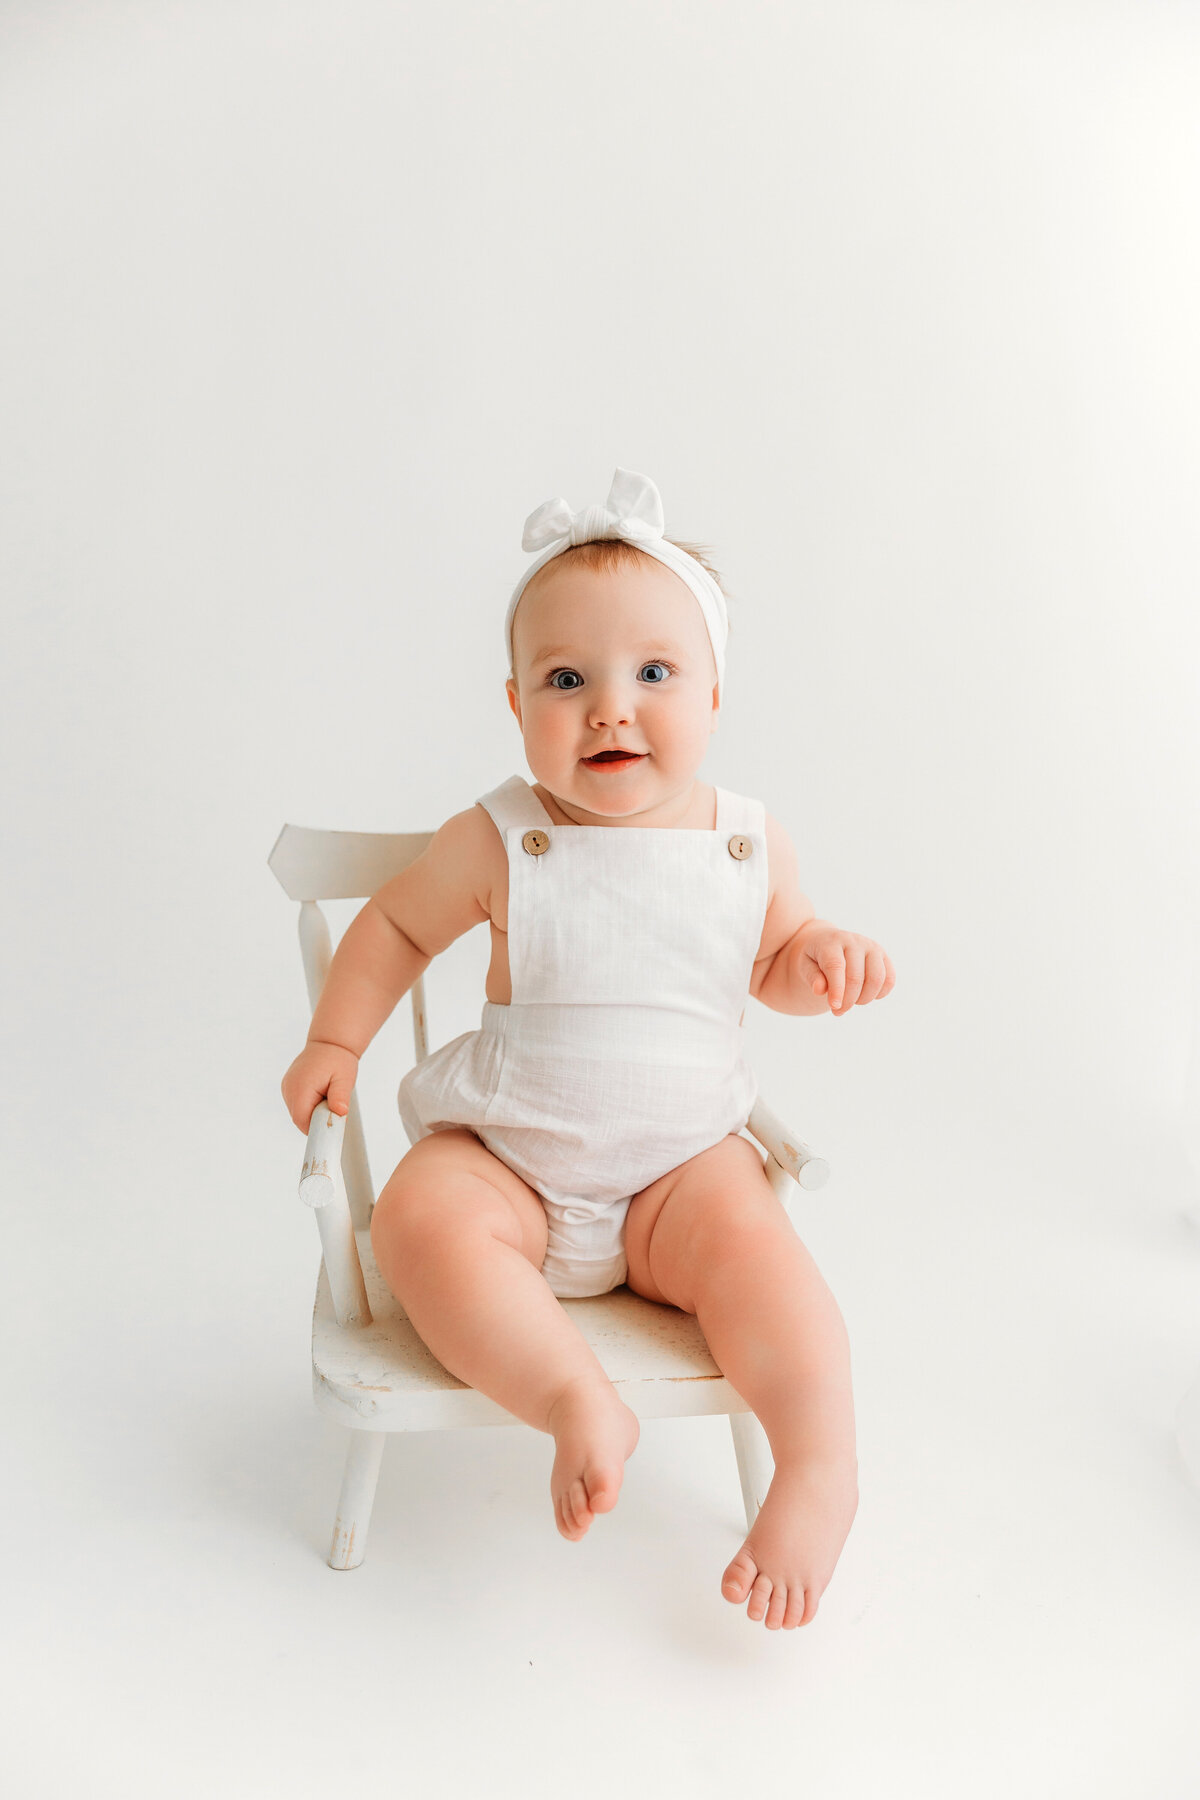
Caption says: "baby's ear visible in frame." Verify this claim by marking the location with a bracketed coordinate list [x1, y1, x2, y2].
[506, 677, 522, 725]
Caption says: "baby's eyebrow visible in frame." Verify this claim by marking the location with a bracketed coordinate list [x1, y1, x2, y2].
[529, 642, 685, 667]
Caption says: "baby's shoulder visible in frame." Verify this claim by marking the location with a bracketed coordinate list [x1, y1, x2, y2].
[369, 802, 501, 956]
[429, 801, 506, 923]
[465, 800, 508, 921]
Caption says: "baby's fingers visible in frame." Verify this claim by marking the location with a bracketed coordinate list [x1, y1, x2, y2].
[325, 1071, 353, 1117]
[281, 1073, 307, 1133]
[835, 946, 865, 1012]
[304, 1084, 337, 1132]
[818, 946, 847, 1011]
[859, 950, 895, 1008]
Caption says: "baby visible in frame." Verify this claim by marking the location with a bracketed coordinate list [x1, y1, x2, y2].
[282, 468, 895, 1631]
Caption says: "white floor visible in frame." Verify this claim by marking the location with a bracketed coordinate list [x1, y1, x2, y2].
[9, 1078, 1200, 1800]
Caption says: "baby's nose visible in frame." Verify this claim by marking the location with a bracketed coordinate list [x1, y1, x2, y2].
[587, 676, 635, 728]
[589, 699, 633, 729]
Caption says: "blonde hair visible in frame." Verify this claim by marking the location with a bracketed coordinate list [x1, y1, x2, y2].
[535, 534, 729, 599]
[511, 536, 733, 677]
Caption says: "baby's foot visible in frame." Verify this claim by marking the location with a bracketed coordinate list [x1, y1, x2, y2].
[546, 1377, 641, 1541]
[722, 1460, 859, 1629]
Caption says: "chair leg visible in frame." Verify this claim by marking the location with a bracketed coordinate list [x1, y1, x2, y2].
[328, 1431, 387, 1570]
[729, 1410, 774, 1532]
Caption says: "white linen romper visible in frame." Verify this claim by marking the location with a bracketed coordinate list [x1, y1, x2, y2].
[397, 773, 769, 1299]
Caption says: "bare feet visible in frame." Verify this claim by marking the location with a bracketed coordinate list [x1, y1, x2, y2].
[546, 1377, 641, 1541]
[722, 1461, 859, 1629]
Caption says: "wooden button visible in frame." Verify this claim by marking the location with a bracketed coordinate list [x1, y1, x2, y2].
[522, 829, 550, 856]
[727, 834, 753, 860]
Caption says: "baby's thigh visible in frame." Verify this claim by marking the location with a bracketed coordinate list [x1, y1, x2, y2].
[370, 1127, 549, 1273]
[625, 1133, 779, 1310]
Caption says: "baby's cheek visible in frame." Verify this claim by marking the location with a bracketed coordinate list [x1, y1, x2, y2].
[530, 707, 576, 754]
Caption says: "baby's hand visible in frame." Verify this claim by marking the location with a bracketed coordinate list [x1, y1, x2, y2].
[281, 1039, 360, 1131]
[796, 925, 896, 1016]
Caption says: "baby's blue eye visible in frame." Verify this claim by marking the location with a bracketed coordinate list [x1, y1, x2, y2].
[547, 662, 673, 690]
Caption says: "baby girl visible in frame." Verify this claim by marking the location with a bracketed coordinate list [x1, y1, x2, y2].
[281, 468, 895, 1631]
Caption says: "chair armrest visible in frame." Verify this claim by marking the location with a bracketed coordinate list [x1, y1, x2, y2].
[300, 1103, 346, 1208]
[298, 1103, 372, 1329]
[745, 1096, 830, 1191]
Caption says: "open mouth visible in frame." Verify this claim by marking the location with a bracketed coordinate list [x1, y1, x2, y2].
[583, 750, 645, 769]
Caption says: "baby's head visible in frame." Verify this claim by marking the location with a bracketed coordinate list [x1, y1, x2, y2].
[503, 470, 731, 820]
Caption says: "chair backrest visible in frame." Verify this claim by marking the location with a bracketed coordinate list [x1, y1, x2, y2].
[268, 823, 434, 902]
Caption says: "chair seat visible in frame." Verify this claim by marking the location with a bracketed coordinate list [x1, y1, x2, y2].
[312, 1230, 752, 1432]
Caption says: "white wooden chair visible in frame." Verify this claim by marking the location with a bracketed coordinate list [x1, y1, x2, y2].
[270, 820, 832, 1571]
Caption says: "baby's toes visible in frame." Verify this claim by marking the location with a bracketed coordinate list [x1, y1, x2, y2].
[567, 1479, 592, 1534]
[555, 1482, 583, 1539]
[721, 1550, 757, 1604]
[783, 1585, 812, 1630]
[746, 1573, 774, 1623]
[764, 1584, 789, 1630]
[584, 1463, 620, 1514]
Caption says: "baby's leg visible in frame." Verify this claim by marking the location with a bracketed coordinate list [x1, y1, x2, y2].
[370, 1128, 639, 1541]
[625, 1134, 859, 1630]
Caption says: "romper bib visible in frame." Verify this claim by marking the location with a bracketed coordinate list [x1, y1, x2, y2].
[398, 773, 769, 1298]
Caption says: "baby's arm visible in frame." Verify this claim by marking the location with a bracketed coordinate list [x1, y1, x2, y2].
[750, 813, 896, 1017]
[280, 808, 492, 1129]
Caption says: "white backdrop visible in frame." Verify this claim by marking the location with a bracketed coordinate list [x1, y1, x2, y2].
[3, 4, 1199, 1796]
[4, 0, 1198, 1185]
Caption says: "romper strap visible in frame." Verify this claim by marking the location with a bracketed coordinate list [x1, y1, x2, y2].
[714, 785, 766, 838]
[475, 774, 556, 838]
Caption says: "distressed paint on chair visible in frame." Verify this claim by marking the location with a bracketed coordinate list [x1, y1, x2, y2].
[269, 821, 831, 1570]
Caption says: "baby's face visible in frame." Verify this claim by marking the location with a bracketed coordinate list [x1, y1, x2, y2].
[506, 555, 719, 822]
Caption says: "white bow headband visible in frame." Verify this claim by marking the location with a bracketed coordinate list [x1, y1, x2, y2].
[504, 467, 728, 702]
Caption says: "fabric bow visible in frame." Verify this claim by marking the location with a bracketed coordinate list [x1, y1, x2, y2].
[521, 467, 666, 553]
